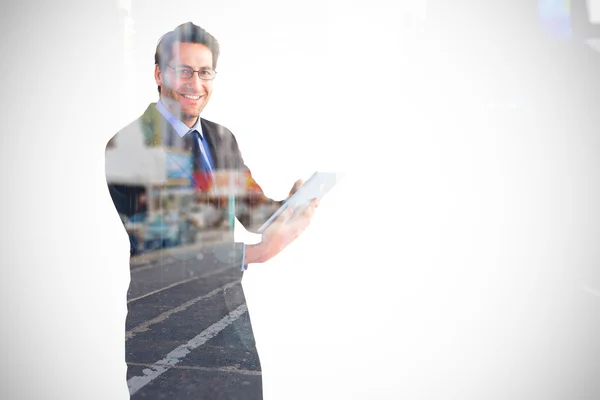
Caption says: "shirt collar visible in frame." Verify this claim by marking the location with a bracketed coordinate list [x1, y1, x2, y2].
[155, 99, 204, 139]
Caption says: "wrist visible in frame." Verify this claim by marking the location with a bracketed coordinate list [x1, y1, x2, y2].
[244, 241, 270, 264]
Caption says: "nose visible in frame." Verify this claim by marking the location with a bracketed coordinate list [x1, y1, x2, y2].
[187, 74, 203, 91]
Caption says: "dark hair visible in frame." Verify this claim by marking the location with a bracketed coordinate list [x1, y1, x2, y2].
[154, 22, 220, 94]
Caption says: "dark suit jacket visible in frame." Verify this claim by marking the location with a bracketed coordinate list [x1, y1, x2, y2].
[105, 103, 280, 398]
[106, 103, 282, 257]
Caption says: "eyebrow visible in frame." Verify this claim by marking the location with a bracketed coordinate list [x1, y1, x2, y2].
[173, 63, 212, 70]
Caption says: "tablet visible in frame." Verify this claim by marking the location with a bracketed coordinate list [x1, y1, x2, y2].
[256, 171, 344, 234]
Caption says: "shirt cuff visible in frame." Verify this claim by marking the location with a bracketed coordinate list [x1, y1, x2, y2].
[241, 243, 247, 272]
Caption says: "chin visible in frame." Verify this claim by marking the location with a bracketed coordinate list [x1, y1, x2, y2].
[182, 111, 200, 121]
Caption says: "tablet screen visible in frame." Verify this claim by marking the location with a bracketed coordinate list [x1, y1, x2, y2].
[256, 171, 343, 233]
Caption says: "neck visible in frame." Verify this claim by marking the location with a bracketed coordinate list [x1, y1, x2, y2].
[182, 116, 198, 129]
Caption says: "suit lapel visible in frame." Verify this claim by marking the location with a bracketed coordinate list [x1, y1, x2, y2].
[201, 119, 221, 170]
[142, 103, 189, 150]
[140, 105, 223, 180]
[140, 104, 195, 183]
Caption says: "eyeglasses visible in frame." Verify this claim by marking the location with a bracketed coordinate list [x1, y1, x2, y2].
[167, 65, 217, 80]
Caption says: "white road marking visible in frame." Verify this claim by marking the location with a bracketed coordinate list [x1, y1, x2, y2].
[130, 263, 157, 273]
[127, 362, 262, 376]
[127, 277, 199, 303]
[126, 280, 242, 340]
[127, 304, 248, 396]
[127, 266, 232, 303]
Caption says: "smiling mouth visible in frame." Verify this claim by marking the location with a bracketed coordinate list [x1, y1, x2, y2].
[181, 94, 202, 100]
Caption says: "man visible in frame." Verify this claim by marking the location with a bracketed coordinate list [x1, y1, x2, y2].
[106, 22, 318, 399]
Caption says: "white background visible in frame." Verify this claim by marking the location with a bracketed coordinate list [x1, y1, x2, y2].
[2, 1, 600, 399]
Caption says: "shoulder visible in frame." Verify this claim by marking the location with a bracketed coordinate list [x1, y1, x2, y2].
[106, 104, 157, 150]
[201, 117, 235, 139]
[200, 117, 242, 151]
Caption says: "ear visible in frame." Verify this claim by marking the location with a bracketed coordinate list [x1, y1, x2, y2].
[154, 64, 163, 88]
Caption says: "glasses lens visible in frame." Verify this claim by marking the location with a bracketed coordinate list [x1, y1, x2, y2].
[199, 70, 215, 80]
[179, 68, 193, 79]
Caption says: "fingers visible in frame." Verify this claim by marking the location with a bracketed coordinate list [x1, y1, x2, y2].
[289, 179, 303, 197]
[300, 199, 318, 217]
[288, 202, 316, 234]
[301, 204, 315, 220]
[266, 207, 293, 233]
[265, 199, 317, 238]
[282, 206, 294, 221]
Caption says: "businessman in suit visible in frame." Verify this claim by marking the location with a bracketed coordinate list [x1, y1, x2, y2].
[106, 22, 318, 399]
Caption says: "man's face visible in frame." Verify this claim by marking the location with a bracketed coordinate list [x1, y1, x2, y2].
[155, 42, 214, 127]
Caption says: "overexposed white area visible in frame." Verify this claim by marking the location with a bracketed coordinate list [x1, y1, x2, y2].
[3, 0, 600, 399]
[589, 0, 600, 23]
[105, 139, 167, 184]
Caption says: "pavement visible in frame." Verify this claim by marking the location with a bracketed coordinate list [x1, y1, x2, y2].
[125, 230, 264, 399]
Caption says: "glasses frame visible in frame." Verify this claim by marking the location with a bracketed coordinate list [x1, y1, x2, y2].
[167, 65, 217, 80]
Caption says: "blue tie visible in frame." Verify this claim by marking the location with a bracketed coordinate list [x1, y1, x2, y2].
[189, 130, 213, 173]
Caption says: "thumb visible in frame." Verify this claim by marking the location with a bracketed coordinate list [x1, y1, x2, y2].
[282, 207, 294, 220]
[290, 179, 303, 194]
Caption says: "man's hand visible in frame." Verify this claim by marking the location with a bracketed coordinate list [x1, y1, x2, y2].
[245, 197, 319, 264]
[287, 179, 304, 199]
[263, 197, 319, 260]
